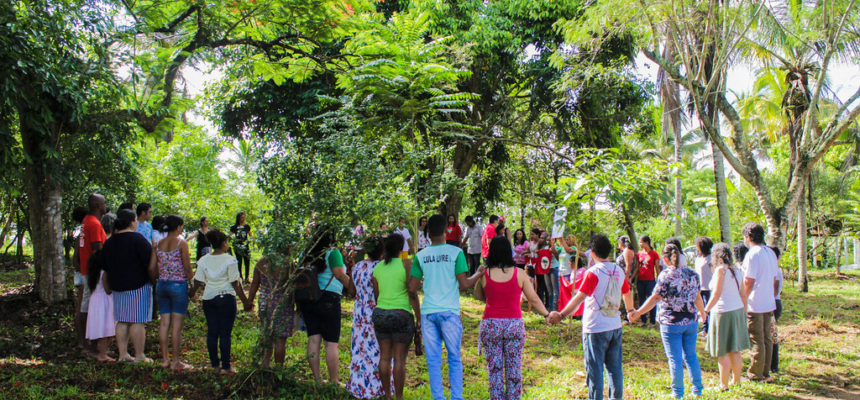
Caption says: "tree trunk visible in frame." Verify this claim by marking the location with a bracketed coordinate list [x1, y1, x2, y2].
[20, 119, 68, 303]
[797, 186, 808, 293]
[441, 140, 483, 216]
[621, 205, 639, 253]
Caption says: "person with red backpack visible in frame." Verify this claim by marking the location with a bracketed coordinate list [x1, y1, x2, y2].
[551, 234, 635, 400]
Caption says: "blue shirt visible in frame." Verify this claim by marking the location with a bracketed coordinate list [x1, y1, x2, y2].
[136, 221, 153, 243]
[317, 249, 345, 295]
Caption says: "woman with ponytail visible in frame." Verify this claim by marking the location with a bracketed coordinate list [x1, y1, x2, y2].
[630, 244, 706, 398]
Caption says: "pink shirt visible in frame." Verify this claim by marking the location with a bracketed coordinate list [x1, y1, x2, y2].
[482, 268, 522, 319]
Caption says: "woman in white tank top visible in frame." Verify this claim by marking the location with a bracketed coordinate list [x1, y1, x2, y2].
[703, 243, 750, 391]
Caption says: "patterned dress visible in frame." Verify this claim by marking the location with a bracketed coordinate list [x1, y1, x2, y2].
[258, 271, 294, 338]
[346, 260, 385, 398]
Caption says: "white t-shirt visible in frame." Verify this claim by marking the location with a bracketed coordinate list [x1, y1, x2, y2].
[742, 245, 778, 313]
[775, 266, 784, 300]
[695, 255, 713, 291]
[709, 267, 745, 313]
[194, 253, 240, 300]
[580, 262, 631, 334]
[394, 227, 411, 252]
[464, 225, 483, 255]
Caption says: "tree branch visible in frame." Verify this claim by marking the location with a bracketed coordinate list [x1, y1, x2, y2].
[153, 5, 200, 34]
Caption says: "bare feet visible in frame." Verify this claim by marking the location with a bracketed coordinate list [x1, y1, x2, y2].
[220, 367, 237, 375]
[171, 361, 192, 371]
[134, 356, 153, 364]
[96, 355, 117, 362]
[161, 359, 171, 369]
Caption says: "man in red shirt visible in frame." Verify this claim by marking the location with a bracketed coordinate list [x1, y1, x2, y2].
[481, 215, 501, 265]
[75, 193, 107, 353]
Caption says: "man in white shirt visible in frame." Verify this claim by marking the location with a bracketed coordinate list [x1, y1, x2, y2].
[460, 215, 483, 275]
[741, 223, 779, 382]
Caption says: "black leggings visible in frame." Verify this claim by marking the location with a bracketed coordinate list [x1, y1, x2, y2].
[536, 274, 551, 308]
[202, 294, 237, 370]
[234, 248, 250, 280]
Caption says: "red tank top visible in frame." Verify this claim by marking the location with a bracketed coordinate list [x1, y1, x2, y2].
[482, 267, 523, 319]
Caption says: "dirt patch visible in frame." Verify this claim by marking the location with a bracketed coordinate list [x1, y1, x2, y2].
[782, 319, 837, 340]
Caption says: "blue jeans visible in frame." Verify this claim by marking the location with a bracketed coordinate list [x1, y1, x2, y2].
[636, 280, 657, 324]
[155, 280, 189, 315]
[422, 311, 463, 400]
[659, 322, 703, 398]
[583, 328, 623, 400]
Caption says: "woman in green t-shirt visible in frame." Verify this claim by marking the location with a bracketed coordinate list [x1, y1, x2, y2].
[371, 233, 421, 400]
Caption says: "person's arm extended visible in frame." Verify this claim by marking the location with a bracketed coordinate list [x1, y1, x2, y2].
[371, 276, 380, 302]
[407, 276, 422, 297]
[189, 279, 203, 299]
[559, 237, 575, 254]
[557, 291, 587, 319]
[231, 280, 250, 309]
[186, 230, 198, 241]
[404, 261, 421, 329]
[695, 291, 706, 322]
[332, 266, 353, 296]
[624, 250, 635, 279]
[704, 268, 725, 313]
[635, 292, 663, 316]
[456, 267, 484, 289]
[774, 276, 780, 297]
[246, 258, 266, 307]
[521, 272, 551, 318]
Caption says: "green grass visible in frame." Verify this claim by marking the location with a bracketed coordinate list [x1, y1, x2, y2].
[0, 269, 857, 399]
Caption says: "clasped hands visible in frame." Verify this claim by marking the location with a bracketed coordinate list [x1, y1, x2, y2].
[545, 311, 564, 325]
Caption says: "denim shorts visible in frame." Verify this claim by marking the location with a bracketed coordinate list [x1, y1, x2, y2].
[372, 308, 415, 343]
[156, 280, 189, 315]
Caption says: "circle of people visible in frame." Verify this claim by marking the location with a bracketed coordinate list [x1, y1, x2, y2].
[71, 195, 785, 400]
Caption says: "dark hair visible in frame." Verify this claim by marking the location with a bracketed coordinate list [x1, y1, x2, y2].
[513, 229, 527, 245]
[495, 221, 506, 236]
[733, 243, 749, 264]
[418, 216, 429, 236]
[200, 216, 208, 225]
[618, 235, 630, 248]
[163, 215, 184, 233]
[152, 215, 167, 233]
[118, 202, 133, 211]
[590, 234, 612, 259]
[363, 235, 384, 261]
[665, 237, 683, 252]
[695, 236, 713, 256]
[305, 227, 333, 273]
[428, 214, 445, 237]
[489, 215, 499, 224]
[383, 233, 405, 264]
[742, 222, 765, 244]
[465, 215, 475, 224]
[136, 202, 151, 217]
[530, 228, 541, 237]
[100, 213, 116, 235]
[448, 214, 457, 223]
[114, 209, 137, 231]
[87, 249, 106, 292]
[768, 245, 781, 259]
[72, 206, 88, 224]
[235, 212, 246, 227]
[206, 229, 229, 251]
[487, 236, 515, 270]
[712, 243, 734, 268]
[640, 235, 652, 247]
[662, 243, 680, 268]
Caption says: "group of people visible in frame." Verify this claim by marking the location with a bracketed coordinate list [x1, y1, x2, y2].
[71, 195, 254, 373]
[70, 197, 786, 400]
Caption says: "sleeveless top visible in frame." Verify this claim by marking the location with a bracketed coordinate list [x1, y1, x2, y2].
[709, 267, 745, 313]
[157, 247, 186, 281]
[482, 267, 523, 319]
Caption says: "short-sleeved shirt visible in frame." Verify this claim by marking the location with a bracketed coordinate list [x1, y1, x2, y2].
[394, 227, 411, 252]
[316, 249, 346, 295]
[230, 224, 251, 249]
[79, 215, 107, 275]
[695, 255, 713, 290]
[655, 266, 701, 325]
[636, 250, 659, 281]
[136, 220, 153, 243]
[481, 224, 497, 258]
[535, 248, 553, 275]
[373, 258, 411, 312]
[578, 262, 631, 334]
[775, 267, 784, 300]
[464, 225, 483, 255]
[102, 232, 152, 292]
[194, 253, 240, 300]
[742, 245, 778, 313]
[411, 244, 469, 315]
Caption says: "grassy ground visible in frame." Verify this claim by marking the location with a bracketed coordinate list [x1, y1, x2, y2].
[0, 265, 857, 399]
